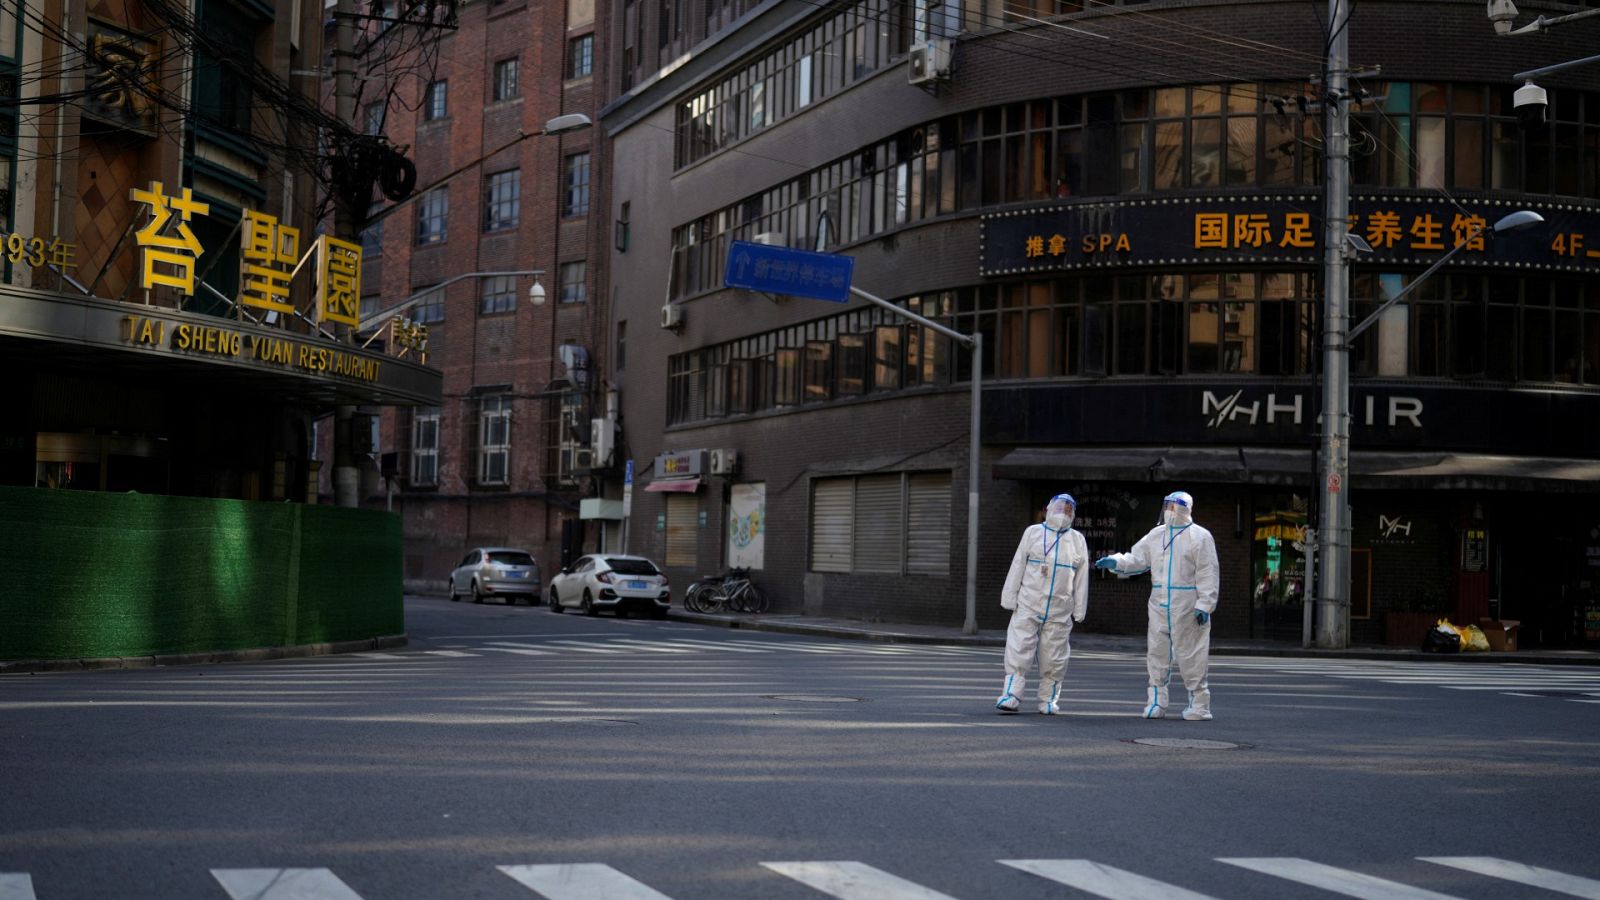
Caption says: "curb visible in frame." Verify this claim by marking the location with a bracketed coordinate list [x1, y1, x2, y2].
[0, 634, 409, 675]
[665, 611, 1600, 666]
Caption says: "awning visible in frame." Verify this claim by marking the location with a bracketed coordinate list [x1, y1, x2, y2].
[993, 447, 1600, 493]
[644, 476, 701, 493]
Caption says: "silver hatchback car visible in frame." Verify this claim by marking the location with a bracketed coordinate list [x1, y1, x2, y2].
[547, 554, 670, 618]
[448, 547, 543, 605]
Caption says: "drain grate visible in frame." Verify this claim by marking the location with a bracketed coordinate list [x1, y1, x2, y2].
[1131, 737, 1245, 750]
[764, 694, 863, 703]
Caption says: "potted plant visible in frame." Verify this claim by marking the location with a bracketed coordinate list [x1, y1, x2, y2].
[1385, 590, 1445, 647]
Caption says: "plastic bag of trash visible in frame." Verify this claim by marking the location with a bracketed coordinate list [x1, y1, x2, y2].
[1462, 624, 1490, 652]
[1421, 620, 1461, 653]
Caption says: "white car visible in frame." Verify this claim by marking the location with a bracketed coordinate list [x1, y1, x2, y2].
[547, 554, 671, 618]
[448, 547, 542, 605]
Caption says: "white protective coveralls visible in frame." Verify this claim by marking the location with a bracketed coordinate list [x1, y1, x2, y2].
[1097, 492, 1220, 720]
[996, 495, 1089, 715]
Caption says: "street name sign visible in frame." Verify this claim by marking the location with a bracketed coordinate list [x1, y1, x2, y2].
[724, 240, 854, 303]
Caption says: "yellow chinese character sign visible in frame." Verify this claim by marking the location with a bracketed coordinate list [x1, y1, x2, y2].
[316, 235, 363, 327]
[130, 181, 208, 295]
[240, 210, 300, 314]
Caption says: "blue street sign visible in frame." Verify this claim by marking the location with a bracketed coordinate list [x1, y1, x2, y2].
[723, 240, 854, 303]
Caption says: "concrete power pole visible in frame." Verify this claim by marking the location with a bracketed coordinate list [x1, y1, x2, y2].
[1315, 0, 1352, 648]
[331, 0, 360, 508]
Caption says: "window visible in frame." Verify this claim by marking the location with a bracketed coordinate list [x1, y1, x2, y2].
[413, 285, 444, 324]
[479, 275, 516, 314]
[483, 169, 519, 231]
[803, 341, 833, 402]
[410, 407, 439, 486]
[568, 34, 593, 79]
[364, 101, 385, 135]
[477, 394, 512, 485]
[837, 333, 867, 394]
[810, 472, 950, 574]
[415, 188, 447, 245]
[424, 80, 448, 120]
[360, 205, 383, 258]
[492, 58, 519, 101]
[563, 153, 591, 217]
[559, 261, 587, 303]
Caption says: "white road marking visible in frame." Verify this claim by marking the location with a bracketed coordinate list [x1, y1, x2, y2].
[212, 868, 365, 899]
[420, 650, 477, 658]
[1002, 859, 1220, 899]
[542, 641, 628, 655]
[650, 639, 771, 654]
[499, 863, 673, 899]
[1419, 856, 1600, 898]
[478, 647, 555, 656]
[0, 874, 36, 900]
[761, 861, 958, 899]
[1219, 858, 1463, 899]
[349, 653, 405, 660]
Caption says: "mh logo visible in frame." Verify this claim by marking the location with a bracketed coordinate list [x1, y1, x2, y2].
[1379, 514, 1412, 539]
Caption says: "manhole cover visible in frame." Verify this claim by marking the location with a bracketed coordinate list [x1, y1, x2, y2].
[1131, 737, 1244, 750]
[765, 694, 863, 703]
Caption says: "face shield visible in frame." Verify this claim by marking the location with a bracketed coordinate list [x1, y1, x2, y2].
[1044, 493, 1076, 531]
[1161, 491, 1194, 527]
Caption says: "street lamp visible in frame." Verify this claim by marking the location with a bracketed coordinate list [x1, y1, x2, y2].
[528, 276, 546, 306]
[1314, 209, 1542, 648]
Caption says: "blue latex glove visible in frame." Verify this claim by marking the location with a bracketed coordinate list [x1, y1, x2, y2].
[1194, 610, 1210, 625]
[1093, 557, 1117, 571]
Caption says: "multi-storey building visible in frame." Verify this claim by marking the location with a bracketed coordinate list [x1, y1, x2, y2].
[600, 0, 1600, 647]
[0, 0, 429, 661]
[352, 0, 611, 587]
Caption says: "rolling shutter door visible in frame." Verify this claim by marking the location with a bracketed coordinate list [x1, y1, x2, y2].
[906, 472, 952, 575]
[852, 474, 904, 573]
[810, 478, 853, 572]
[665, 493, 697, 567]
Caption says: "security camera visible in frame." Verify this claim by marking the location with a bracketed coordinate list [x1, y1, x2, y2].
[1514, 81, 1547, 128]
[1487, 0, 1519, 34]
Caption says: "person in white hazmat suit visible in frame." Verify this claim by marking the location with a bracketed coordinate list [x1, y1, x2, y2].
[994, 494, 1089, 715]
[1093, 491, 1220, 721]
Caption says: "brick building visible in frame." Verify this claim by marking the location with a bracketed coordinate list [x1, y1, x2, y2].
[599, 0, 1600, 646]
[350, 0, 610, 589]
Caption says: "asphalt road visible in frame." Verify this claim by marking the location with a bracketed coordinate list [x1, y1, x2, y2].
[3, 596, 1599, 899]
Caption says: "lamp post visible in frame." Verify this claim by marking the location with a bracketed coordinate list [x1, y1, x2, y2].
[1314, 209, 1542, 648]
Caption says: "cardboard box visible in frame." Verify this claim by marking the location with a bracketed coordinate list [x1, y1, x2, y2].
[1478, 618, 1521, 652]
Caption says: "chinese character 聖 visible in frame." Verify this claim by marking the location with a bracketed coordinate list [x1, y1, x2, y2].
[240, 210, 301, 313]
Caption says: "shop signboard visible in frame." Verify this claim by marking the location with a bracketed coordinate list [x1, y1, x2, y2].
[654, 449, 707, 478]
[1462, 528, 1488, 573]
[985, 382, 1600, 457]
[981, 195, 1600, 276]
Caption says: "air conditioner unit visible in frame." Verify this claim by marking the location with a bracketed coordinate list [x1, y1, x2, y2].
[908, 39, 950, 86]
[572, 447, 595, 473]
[590, 418, 616, 468]
[709, 448, 739, 476]
[661, 303, 683, 330]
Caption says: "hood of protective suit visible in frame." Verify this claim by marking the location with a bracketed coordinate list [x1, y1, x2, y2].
[1045, 493, 1076, 532]
[1162, 491, 1194, 527]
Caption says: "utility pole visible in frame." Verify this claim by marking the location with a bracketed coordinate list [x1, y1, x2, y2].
[1315, 0, 1352, 648]
[331, 0, 361, 508]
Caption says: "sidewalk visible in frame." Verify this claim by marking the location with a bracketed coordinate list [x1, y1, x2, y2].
[667, 610, 1600, 666]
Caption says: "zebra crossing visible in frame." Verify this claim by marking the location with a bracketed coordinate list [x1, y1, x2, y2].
[6, 856, 1598, 898]
[1210, 656, 1600, 705]
[353, 636, 1017, 662]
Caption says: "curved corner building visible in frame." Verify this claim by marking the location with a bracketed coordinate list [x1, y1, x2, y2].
[598, 0, 1600, 647]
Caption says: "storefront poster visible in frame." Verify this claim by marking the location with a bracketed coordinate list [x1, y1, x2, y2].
[727, 482, 765, 570]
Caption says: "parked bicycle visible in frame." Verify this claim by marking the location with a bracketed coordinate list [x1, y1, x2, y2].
[684, 567, 767, 614]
